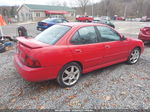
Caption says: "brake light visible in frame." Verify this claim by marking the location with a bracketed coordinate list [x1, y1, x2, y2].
[43, 23, 48, 26]
[24, 55, 41, 68]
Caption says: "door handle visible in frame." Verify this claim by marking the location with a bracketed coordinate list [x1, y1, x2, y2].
[105, 45, 111, 48]
[74, 49, 82, 53]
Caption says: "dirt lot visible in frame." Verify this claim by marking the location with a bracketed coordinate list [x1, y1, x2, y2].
[0, 21, 150, 110]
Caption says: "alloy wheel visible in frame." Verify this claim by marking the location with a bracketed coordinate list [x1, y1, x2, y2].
[129, 48, 140, 64]
[62, 65, 80, 86]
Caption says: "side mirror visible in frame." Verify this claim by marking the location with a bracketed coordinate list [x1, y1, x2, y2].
[121, 35, 126, 41]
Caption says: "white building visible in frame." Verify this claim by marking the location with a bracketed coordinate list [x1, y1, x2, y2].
[17, 4, 75, 21]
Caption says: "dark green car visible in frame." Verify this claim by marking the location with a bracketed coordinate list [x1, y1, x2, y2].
[93, 19, 115, 28]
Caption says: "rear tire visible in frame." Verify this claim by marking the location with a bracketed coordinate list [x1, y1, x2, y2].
[57, 62, 81, 87]
[127, 47, 141, 64]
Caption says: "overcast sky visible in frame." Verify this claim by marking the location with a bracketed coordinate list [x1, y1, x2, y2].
[0, 0, 100, 7]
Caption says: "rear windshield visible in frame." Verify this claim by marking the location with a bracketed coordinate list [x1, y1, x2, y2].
[35, 25, 71, 45]
[42, 18, 56, 23]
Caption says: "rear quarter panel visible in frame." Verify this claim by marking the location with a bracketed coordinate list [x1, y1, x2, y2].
[31, 46, 74, 67]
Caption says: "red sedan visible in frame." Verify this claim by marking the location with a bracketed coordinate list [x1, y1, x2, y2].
[138, 25, 150, 42]
[76, 16, 94, 22]
[14, 23, 144, 87]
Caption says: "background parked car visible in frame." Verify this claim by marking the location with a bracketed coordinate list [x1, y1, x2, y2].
[49, 15, 65, 19]
[138, 24, 150, 42]
[100, 16, 110, 20]
[76, 16, 94, 22]
[37, 18, 68, 31]
[116, 17, 125, 21]
[93, 18, 115, 28]
[140, 17, 150, 22]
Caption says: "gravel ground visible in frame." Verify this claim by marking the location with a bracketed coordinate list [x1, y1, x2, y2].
[0, 21, 150, 110]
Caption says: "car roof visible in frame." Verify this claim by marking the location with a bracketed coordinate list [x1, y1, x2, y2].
[59, 22, 105, 27]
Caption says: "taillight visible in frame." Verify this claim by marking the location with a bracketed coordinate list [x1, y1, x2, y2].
[43, 23, 48, 26]
[24, 55, 41, 68]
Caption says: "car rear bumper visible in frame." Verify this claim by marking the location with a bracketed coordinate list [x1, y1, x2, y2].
[138, 32, 150, 41]
[14, 55, 58, 81]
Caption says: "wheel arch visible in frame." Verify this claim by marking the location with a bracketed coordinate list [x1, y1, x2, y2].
[65, 61, 83, 70]
[60, 60, 83, 72]
[134, 46, 142, 53]
[129, 46, 141, 54]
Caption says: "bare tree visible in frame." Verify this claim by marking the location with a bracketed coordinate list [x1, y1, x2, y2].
[135, 0, 144, 17]
[144, 0, 150, 17]
[75, 0, 150, 18]
[100, 0, 117, 17]
[76, 0, 89, 15]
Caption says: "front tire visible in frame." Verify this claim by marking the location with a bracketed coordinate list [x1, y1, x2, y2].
[127, 47, 141, 64]
[57, 62, 81, 87]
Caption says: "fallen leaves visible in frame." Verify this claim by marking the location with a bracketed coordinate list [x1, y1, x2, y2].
[100, 102, 108, 107]
[144, 97, 150, 104]
[120, 91, 127, 96]
[10, 88, 23, 97]
[30, 96, 39, 100]
[0, 106, 8, 109]
[68, 100, 81, 107]
[36, 105, 45, 109]
[91, 90, 97, 94]
[39, 86, 49, 92]
[140, 77, 150, 80]
[104, 96, 112, 101]
[83, 98, 89, 103]
[83, 82, 91, 88]
[15, 106, 22, 109]
[64, 88, 71, 90]
[10, 98, 16, 103]
[130, 74, 138, 79]
[110, 103, 117, 107]
[130, 74, 150, 81]
[67, 95, 77, 99]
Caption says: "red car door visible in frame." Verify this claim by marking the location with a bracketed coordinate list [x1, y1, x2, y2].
[96, 26, 129, 64]
[69, 26, 105, 70]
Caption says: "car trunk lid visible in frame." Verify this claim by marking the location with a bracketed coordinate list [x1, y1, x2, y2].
[17, 37, 49, 49]
[16, 37, 50, 64]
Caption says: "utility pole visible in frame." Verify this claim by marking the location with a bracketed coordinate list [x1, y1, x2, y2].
[124, 0, 130, 18]
[92, 3, 94, 16]
[124, 4, 127, 18]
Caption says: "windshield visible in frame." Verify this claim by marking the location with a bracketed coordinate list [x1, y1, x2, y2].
[35, 25, 71, 45]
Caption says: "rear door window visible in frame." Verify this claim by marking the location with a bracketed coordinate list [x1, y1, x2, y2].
[71, 26, 98, 44]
